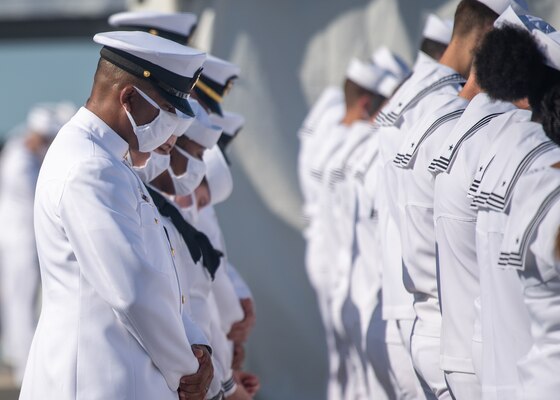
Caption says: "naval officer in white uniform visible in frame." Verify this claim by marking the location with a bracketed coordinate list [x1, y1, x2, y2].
[20, 31, 213, 400]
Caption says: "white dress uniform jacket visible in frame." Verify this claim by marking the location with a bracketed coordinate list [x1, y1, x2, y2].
[194, 205, 244, 333]
[470, 111, 560, 400]
[498, 166, 560, 400]
[431, 94, 515, 376]
[374, 52, 465, 322]
[392, 93, 467, 400]
[20, 108, 200, 400]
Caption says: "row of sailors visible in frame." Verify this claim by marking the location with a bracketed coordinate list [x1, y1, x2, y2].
[299, 0, 560, 399]
[0, 10, 260, 400]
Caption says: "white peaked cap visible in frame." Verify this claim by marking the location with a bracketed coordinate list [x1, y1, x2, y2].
[202, 55, 241, 85]
[346, 58, 386, 93]
[423, 14, 453, 44]
[204, 146, 233, 205]
[477, 0, 528, 15]
[494, 6, 555, 33]
[183, 99, 223, 148]
[108, 11, 197, 40]
[377, 74, 401, 98]
[93, 31, 206, 79]
[209, 111, 246, 137]
[27, 102, 77, 138]
[371, 47, 411, 80]
[533, 31, 560, 71]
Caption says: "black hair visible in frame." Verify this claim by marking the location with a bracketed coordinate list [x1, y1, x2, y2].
[452, 0, 499, 39]
[540, 83, 560, 145]
[420, 38, 448, 61]
[343, 78, 387, 117]
[475, 24, 547, 102]
[94, 58, 150, 91]
[474, 24, 560, 143]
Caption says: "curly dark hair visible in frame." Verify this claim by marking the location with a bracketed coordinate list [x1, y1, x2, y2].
[540, 83, 560, 144]
[475, 24, 546, 102]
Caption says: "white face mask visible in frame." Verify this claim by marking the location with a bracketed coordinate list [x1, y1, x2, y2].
[169, 145, 207, 196]
[132, 151, 170, 183]
[124, 86, 192, 152]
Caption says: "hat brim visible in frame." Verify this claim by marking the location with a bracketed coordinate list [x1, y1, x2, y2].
[161, 91, 195, 117]
[201, 95, 223, 116]
[193, 88, 223, 116]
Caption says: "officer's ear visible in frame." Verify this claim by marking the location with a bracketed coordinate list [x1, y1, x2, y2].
[120, 85, 136, 112]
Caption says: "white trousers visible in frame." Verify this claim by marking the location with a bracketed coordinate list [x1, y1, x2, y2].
[305, 241, 344, 400]
[392, 319, 427, 400]
[410, 298, 451, 400]
[445, 371, 481, 400]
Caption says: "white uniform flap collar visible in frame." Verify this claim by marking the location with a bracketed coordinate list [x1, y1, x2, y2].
[429, 94, 514, 174]
[487, 139, 559, 211]
[393, 94, 467, 169]
[374, 59, 464, 128]
[470, 118, 550, 210]
[468, 109, 531, 206]
[324, 121, 374, 189]
[499, 167, 560, 271]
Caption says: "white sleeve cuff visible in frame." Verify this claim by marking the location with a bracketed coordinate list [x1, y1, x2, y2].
[222, 375, 237, 397]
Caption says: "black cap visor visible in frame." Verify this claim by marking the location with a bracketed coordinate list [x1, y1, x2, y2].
[194, 87, 223, 116]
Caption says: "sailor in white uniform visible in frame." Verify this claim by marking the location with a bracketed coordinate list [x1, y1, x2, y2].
[174, 55, 257, 350]
[208, 112, 257, 348]
[499, 167, 560, 400]
[430, 12, 552, 399]
[469, 29, 560, 400]
[0, 102, 74, 383]
[374, 15, 463, 384]
[210, 112, 252, 305]
[20, 31, 213, 400]
[330, 48, 415, 399]
[187, 146, 261, 400]
[317, 54, 405, 399]
[299, 60, 370, 399]
[392, 85, 472, 400]
[375, 15, 449, 334]
[169, 105, 249, 399]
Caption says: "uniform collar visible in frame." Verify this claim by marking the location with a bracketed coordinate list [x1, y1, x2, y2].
[76, 107, 130, 160]
[413, 51, 436, 71]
